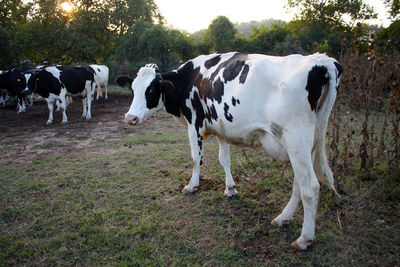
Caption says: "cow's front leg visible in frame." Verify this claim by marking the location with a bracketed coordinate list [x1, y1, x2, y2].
[58, 97, 68, 124]
[182, 128, 203, 194]
[17, 97, 26, 114]
[271, 177, 300, 226]
[217, 137, 237, 197]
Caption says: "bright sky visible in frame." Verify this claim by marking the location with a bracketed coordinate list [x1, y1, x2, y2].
[153, 0, 391, 33]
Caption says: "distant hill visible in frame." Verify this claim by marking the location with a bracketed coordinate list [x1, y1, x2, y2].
[235, 19, 286, 37]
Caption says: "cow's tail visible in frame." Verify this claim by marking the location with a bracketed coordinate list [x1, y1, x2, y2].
[93, 74, 103, 97]
[313, 58, 343, 195]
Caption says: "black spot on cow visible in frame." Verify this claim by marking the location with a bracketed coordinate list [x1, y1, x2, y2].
[212, 78, 224, 104]
[197, 135, 204, 152]
[204, 55, 221, 69]
[145, 75, 162, 109]
[239, 64, 249, 84]
[206, 103, 218, 123]
[224, 102, 233, 122]
[231, 96, 241, 106]
[222, 53, 249, 83]
[195, 53, 249, 104]
[305, 65, 329, 112]
[334, 62, 343, 78]
[191, 91, 206, 134]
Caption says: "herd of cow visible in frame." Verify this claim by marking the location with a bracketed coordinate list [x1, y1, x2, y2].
[0, 64, 109, 124]
[2, 51, 344, 251]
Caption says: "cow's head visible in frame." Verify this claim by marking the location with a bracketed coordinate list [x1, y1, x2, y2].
[10, 70, 27, 95]
[124, 65, 174, 125]
[23, 70, 41, 95]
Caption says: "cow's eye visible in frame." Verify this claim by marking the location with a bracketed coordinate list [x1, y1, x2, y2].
[17, 78, 21, 82]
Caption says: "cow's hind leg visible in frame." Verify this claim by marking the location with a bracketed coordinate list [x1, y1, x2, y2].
[81, 97, 87, 119]
[46, 98, 55, 124]
[182, 128, 203, 194]
[286, 143, 320, 250]
[217, 137, 237, 197]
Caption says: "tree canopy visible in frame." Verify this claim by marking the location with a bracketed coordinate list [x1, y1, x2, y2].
[0, 0, 398, 72]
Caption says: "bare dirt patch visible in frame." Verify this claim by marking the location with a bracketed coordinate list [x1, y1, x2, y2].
[0, 94, 139, 166]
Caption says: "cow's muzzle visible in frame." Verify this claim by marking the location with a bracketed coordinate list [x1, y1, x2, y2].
[23, 88, 31, 95]
[124, 114, 139, 125]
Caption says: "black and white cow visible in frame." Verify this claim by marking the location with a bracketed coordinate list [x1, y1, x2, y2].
[90, 64, 109, 100]
[115, 75, 134, 88]
[24, 65, 96, 124]
[0, 68, 30, 113]
[124, 52, 343, 250]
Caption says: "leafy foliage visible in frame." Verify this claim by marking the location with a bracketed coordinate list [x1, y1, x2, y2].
[205, 16, 237, 53]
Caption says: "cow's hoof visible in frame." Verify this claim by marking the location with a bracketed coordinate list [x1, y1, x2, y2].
[291, 239, 311, 251]
[182, 185, 197, 194]
[224, 186, 237, 197]
[270, 219, 279, 227]
[85, 116, 91, 120]
[46, 120, 53, 125]
[61, 120, 68, 124]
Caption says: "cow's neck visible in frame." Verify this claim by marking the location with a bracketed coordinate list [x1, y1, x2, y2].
[161, 72, 182, 118]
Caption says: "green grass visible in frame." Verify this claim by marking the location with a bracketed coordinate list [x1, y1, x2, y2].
[1, 111, 399, 265]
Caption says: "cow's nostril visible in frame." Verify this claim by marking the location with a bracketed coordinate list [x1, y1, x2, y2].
[124, 114, 139, 125]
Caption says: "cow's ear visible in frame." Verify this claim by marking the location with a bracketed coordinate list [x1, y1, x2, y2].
[160, 80, 175, 93]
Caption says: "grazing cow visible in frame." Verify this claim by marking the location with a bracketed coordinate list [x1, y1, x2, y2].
[115, 75, 133, 88]
[90, 64, 109, 100]
[0, 68, 30, 113]
[124, 52, 343, 250]
[24, 65, 96, 124]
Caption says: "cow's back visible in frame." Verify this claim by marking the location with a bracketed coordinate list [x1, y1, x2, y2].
[190, 53, 336, 147]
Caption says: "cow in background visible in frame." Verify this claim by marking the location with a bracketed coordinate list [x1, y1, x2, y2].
[24, 65, 96, 124]
[115, 75, 133, 88]
[0, 68, 31, 113]
[124, 52, 343, 250]
[90, 64, 109, 100]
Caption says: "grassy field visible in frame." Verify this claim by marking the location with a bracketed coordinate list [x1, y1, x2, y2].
[1, 90, 399, 266]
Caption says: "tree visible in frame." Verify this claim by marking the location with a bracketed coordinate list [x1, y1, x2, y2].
[0, 0, 31, 28]
[287, 0, 377, 30]
[205, 16, 237, 53]
[0, 27, 14, 68]
[249, 22, 291, 54]
[385, 0, 400, 20]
